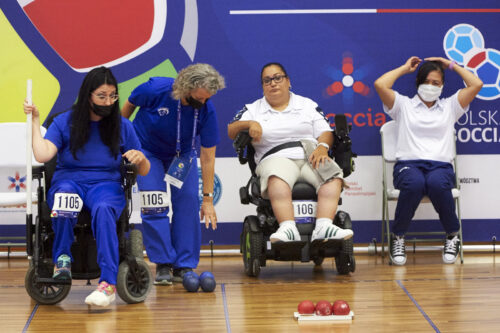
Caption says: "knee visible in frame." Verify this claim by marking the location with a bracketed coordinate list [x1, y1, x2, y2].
[267, 176, 291, 198]
[427, 180, 451, 194]
[318, 179, 342, 198]
[399, 178, 425, 193]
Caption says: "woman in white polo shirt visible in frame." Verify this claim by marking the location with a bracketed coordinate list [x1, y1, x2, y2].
[374, 56, 483, 266]
[228, 62, 353, 243]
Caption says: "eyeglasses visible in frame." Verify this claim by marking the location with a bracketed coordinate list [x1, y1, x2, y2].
[92, 93, 119, 102]
[262, 74, 287, 85]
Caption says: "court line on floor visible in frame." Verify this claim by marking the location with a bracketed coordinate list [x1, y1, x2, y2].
[397, 280, 440, 333]
[218, 274, 500, 286]
[22, 304, 38, 333]
[221, 283, 232, 333]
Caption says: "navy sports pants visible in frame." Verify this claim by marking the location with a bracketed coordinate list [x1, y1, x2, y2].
[392, 160, 459, 236]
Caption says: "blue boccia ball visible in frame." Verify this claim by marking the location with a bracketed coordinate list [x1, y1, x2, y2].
[183, 271, 200, 292]
[199, 271, 216, 292]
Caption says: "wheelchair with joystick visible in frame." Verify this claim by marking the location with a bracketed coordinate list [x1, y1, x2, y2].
[24, 156, 153, 305]
[234, 114, 357, 277]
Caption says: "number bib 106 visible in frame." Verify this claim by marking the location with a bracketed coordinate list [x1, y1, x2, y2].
[51, 193, 83, 218]
[140, 191, 168, 215]
[293, 200, 317, 224]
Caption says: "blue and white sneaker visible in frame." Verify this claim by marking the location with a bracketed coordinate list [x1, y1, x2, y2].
[53, 254, 72, 280]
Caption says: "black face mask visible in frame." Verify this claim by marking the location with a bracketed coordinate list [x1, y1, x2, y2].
[186, 96, 206, 110]
[92, 103, 114, 117]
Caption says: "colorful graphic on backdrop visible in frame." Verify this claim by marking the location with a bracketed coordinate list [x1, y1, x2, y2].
[8, 172, 26, 192]
[1, 0, 198, 123]
[324, 53, 371, 106]
[444, 23, 500, 100]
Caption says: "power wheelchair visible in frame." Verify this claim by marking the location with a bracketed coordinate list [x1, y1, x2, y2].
[24, 158, 153, 305]
[234, 114, 357, 277]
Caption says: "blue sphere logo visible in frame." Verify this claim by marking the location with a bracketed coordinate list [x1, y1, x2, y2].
[443, 24, 500, 100]
[443, 24, 484, 65]
[197, 167, 222, 206]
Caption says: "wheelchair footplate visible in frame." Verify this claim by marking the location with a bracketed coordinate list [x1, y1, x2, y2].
[271, 241, 307, 261]
[271, 241, 307, 251]
[309, 239, 343, 255]
[35, 277, 72, 285]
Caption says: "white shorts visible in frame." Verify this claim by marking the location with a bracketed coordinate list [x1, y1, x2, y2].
[256, 157, 343, 198]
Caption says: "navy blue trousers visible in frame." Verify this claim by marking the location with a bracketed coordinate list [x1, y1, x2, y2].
[138, 150, 201, 269]
[392, 160, 459, 236]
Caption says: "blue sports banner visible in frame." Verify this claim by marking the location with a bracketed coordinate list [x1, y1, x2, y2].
[1, 0, 499, 244]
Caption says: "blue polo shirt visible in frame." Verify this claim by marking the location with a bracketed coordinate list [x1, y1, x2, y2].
[45, 111, 142, 184]
[129, 77, 220, 158]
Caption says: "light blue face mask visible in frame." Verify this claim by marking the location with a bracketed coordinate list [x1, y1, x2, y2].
[418, 84, 443, 102]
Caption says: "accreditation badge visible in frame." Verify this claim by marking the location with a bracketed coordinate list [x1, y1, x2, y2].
[165, 155, 193, 189]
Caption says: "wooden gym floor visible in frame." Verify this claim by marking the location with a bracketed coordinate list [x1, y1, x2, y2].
[1, 249, 500, 332]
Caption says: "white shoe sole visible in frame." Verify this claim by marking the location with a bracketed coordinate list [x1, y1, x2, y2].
[85, 292, 116, 307]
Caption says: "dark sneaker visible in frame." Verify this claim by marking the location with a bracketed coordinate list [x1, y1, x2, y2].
[53, 254, 72, 280]
[173, 267, 193, 283]
[389, 234, 406, 266]
[443, 235, 460, 264]
[155, 264, 173, 285]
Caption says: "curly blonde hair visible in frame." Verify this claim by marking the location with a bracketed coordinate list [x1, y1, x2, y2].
[171, 63, 225, 100]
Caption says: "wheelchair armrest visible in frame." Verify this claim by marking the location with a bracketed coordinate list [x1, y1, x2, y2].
[233, 130, 253, 166]
[233, 130, 252, 150]
[32, 165, 45, 179]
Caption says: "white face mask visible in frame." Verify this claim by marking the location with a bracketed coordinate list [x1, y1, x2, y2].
[417, 84, 443, 102]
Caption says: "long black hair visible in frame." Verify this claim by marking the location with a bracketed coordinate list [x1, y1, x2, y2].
[416, 61, 445, 88]
[70, 67, 121, 159]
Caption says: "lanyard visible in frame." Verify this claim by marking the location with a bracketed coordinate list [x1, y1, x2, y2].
[176, 100, 199, 159]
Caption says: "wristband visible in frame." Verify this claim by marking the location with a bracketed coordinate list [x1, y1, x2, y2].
[448, 61, 457, 70]
[203, 192, 213, 197]
[317, 142, 329, 150]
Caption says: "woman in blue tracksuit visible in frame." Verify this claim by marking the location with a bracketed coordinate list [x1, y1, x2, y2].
[121, 63, 225, 284]
[23, 67, 150, 307]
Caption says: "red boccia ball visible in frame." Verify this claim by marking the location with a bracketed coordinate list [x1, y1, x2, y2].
[315, 300, 333, 316]
[333, 300, 350, 315]
[297, 300, 315, 314]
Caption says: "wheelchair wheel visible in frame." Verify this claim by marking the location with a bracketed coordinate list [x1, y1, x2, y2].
[335, 238, 356, 275]
[116, 259, 152, 304]
[242, 219, 263, 277]
[25, 265, 71, 305]
[128, 229, 144, 258]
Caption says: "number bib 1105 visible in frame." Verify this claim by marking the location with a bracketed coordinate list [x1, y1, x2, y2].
[293, 200, 317, 224]
[51, 193, 83, 218]
[140, 191, 168, 215]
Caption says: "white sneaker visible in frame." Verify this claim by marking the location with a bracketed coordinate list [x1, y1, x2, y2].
[443, 235, 460, 264]
[311, 223, 353, 242]
[85, 281, 116, 307]
[270, 222, 301, 243]
[390, 234, 407, 266]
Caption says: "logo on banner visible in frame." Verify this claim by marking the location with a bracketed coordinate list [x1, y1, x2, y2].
[324, 52, 371, 105]
[8, 172, 26, 192]
[444, 24, 500, 100]
[197, 167, 222, 207]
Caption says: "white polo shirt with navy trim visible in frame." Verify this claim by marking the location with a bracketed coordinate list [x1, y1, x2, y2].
[231, 92, 332, 163]
[383, 90, 468, 163]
